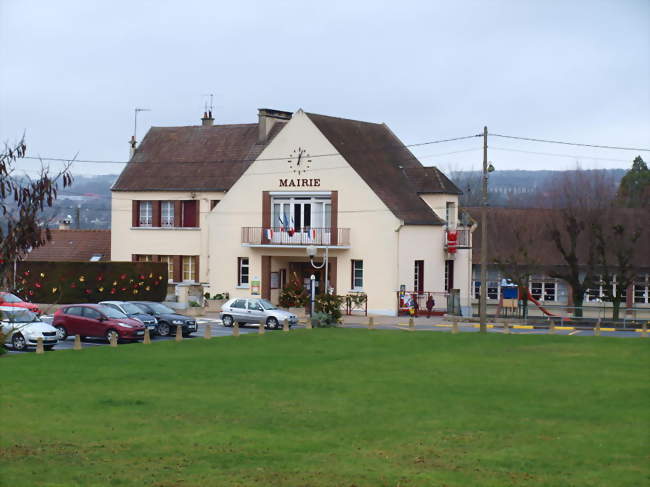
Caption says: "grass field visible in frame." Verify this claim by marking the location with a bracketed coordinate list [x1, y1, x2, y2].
[1, 329, 648, 487]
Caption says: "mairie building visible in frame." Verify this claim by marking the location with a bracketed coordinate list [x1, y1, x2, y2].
[111, 108, 473, 316]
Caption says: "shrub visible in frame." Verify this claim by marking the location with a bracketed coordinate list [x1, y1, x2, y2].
[14, 261, 168, 304]
[189, 300, 202, 308]
[279, 279, 309, 308]
[315, 293, 344, 324]
[310, 311, 338, 328]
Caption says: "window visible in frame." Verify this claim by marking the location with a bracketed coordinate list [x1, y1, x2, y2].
[137, 255, 153, 262]
[82, 308, 102, 320]
[159, 256, 174, 282]
[161, 201, 174, 227]
[182, 256, 196, 282]
[272, 196, 331, 230]
[351, 260, 363, 290]
[530, 281, 556, 302]
[238, 257, 249, 286]
[446, 201, 456, 227]
[444, 260, 454, 292]
[65, 306, 83, 316]
[414, 260, 424, 293]
[634, 274, 649, 304]
[231, 299, 246, 309]
[487, 281, 499, 300]
[248, 300, 264, 311]
[89, 254, 102, 262]
[474, 281, 481, 299]
[139, 201, 152, 226]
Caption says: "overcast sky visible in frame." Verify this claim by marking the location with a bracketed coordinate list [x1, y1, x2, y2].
[1, 0, 648, 177]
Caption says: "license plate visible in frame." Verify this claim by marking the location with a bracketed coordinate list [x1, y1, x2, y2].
[136, 331, 144, 335]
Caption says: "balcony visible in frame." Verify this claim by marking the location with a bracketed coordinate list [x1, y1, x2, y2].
[444, 228, 472, 253]
[241, 227, 350, 248]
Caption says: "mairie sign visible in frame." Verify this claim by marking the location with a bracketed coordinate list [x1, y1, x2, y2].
[279, 178, 321, 188]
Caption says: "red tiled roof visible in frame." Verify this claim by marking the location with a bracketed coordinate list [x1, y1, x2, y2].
[25, 230, 111, 262]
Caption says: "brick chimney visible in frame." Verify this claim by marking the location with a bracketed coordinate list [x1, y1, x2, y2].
[201, 110, 214, 126]
[257, 108, 292, 143]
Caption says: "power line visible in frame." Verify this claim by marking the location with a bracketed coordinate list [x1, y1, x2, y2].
[20, 134, 482, 165]
[489, 133, 650, 152]
[490, 146, 631, 163]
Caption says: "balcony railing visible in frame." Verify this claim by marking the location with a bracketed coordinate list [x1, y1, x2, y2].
[241, 227, 350, 247]
[444, 227, 472, 252]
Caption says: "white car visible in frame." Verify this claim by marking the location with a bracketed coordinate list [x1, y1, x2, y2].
[0, 306, 59, 351]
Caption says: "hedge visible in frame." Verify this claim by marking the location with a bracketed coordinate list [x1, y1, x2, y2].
[14, 261, 168, 304]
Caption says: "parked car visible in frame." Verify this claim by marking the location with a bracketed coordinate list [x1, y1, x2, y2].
[52, 304, 145, 343]
[1, 306, 58, 351]
[129, 302, 197, 337]
[99, 301, 158, 335]
[220, 298, 298, 329]
[0, 292, 40, 315]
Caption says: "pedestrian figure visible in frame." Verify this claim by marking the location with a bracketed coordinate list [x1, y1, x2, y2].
[426, 295, 435, 318]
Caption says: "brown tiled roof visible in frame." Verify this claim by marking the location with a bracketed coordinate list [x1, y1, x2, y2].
[306, 113, 456, 225]
[112, 123, 285, 191]
[25, 230, 111, 262]
[468, 207, 650, 268]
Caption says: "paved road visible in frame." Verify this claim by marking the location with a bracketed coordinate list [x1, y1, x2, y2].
[5, 316, 644, 354]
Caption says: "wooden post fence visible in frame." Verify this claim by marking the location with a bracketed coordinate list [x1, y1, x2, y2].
[73, 334, 82, 350]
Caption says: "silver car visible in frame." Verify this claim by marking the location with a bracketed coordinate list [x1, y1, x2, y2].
[220, 298, 298, 329]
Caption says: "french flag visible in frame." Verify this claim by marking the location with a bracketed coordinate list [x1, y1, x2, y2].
[264, 228, 274, 240]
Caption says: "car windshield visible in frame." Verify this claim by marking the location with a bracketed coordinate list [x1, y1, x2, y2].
[0, 309, 39, 323]
[258, 299, 277, 310]
[97, 305, 127, 319]
[1, 293, 23, 303]
[141, 302, 175, 314]
[121, 303, 144, 315]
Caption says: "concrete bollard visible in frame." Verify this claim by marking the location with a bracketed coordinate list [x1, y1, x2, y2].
[549, 319, 556, 335]
[233, 322, 240, 337]
[306, 318, 312, 329]
[503, 322, 510, 335]
[110, 333, 118, 347]
[642, 321, 648, 338]
[203, 323, 211, 340]
[73, 334, 82, 350]
[283, 318, 289, 332]
[175, 325, 183, 342]
[451, 318, 459, 335]
[143, 328, 151, 344]
[35, 337, 44, 354]
[595, 319, 601, 337]
[408, 317, 415, 331]
[258, 319, 265, 335]
[368, 317, 375, 330]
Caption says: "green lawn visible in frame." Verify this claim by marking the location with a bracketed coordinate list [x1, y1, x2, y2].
[1, 330, 648, 487]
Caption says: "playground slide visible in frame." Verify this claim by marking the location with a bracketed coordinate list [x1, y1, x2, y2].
[526, 290, 560, 317]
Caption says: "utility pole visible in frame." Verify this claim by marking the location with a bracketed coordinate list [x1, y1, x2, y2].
[479, 126, 488, 333]
[75, 205, 81, 230]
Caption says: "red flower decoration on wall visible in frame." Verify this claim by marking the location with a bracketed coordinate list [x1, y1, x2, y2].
[120, 274, 127, 280]
[35, 282, 42, 288]
[85, 289, 91, 294]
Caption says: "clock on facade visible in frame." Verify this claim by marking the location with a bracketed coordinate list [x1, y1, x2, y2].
[288, 147, 312, 175]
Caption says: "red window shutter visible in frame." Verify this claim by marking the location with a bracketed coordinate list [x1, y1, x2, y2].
[194, 256, 199, 283]
[350, 259, 354, 290]
[152, 201, 161, 227]
[132, 201, 139, 227]
[182, 201, 197, 228]
[174, 201, 182, 227]
[331, 190, 338, 245]
[262, 191, 271, 243]
[261, 255, 271, 299]
[237, 257, 242, 285]
[173, 255, 182, 282]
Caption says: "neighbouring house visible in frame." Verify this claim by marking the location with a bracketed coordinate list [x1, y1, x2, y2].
[25, 229, 111, 262]
[111, 108, 473, 316]
[468, 207, 650, 318]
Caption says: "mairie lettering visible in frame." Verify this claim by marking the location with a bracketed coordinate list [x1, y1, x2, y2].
[279, 178, 321, 187]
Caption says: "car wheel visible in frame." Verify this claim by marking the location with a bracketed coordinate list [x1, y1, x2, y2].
[55, 325, 67, 340]
[157, 322, 171, 336]
[105, 329, 119, 343]
[222, 315, 233, 327]
[266, 317, 279, 330]
[11, 333, 27, 351]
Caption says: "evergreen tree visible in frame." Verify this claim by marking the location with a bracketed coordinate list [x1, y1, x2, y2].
[617, 156, 650, 208]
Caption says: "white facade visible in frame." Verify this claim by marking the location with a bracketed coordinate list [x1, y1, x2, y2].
[111, 109, 473, 316]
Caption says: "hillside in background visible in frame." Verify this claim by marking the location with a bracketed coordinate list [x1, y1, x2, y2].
[33, 169, 626, 230]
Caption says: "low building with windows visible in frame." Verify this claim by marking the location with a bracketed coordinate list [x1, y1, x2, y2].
[111, 108, 473, 315]
[469, 207, 650, 318]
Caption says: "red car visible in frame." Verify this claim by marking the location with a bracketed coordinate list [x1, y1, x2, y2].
[0, 292, 40, 315]
[52, 304, 145, 343]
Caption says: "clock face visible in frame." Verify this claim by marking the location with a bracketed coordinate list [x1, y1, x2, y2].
[288, 147, 312, 175]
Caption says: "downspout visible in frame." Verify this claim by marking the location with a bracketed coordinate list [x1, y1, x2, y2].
[395, 221, 404, 315]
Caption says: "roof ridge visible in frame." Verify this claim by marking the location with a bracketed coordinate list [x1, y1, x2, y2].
[305, 112, 383, 126]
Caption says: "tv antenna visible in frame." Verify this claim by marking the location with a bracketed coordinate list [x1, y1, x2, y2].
[202, 94, 214, 114]
[133, 107, 151, 140]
